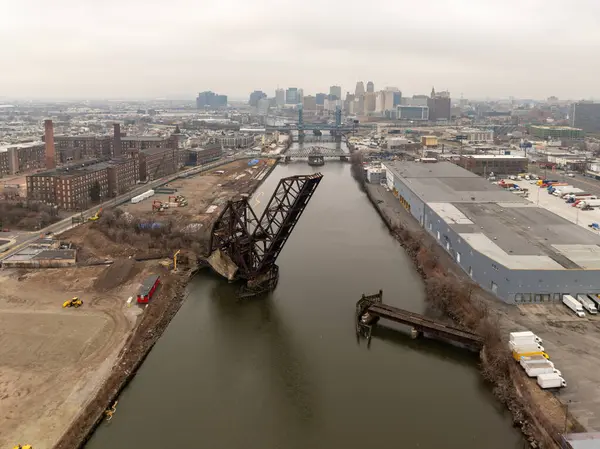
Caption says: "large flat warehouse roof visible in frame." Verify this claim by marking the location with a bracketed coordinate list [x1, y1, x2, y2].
[384, 161, 526, 203]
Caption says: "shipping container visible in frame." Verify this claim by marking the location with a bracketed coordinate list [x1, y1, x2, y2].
[519, 355, 552, 365]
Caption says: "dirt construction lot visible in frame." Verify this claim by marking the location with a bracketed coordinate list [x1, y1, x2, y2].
[121, 158, 275, 229]
[0, 262, 156, 449]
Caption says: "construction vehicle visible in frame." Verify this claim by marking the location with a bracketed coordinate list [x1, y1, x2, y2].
[63, 297, 83, 308]
[173, 249, 181, 271]
[152, 200, 168, 212]
[87, 208, 102, 221]
[168, 195, 188, 207]
[13, 445, 33, 449]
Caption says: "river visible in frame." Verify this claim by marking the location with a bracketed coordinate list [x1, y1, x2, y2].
[86, 148, 523, 449]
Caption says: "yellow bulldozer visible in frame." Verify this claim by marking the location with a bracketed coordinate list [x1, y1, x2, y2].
[62, 297, 83, 308]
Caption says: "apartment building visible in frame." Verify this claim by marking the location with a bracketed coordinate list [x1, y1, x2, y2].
[27, 161, 110, 210]
[139, 147, 178, 181]
[107, 157, 139, 197]
[0, 142, 46, 176]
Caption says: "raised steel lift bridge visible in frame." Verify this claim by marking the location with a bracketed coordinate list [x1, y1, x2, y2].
[207, 173, 323, 297]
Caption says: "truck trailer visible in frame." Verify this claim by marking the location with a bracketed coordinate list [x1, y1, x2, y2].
[563, 295, 585, 317]
[577, 294, 598, 314]
[521, 361, 561, 378]
[537, 373, 567, 389]
[509, 341, 545, 353]
[577, 199, 600, 208]
[512, 351, 549, 361]
[510, 331, 543, 345]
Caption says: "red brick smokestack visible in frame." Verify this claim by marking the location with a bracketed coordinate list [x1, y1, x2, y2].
[44, 119, 56, 169]
[113, 123, 122, 158]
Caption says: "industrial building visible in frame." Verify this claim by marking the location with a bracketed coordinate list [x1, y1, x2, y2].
[1, 238, 76, 268]
[529, 125, 584, 140]
[26, 157, 138, 208]
[139, 147, 178, 181]
[397, 105, 429, 121]
[448, 128, 494, 143]
[382, 160, 600, 303]
[51, 135, 114, 163]
[0, 142, 46, 176]
[458, 154, 528, 176]
[186, 146, 223, 166]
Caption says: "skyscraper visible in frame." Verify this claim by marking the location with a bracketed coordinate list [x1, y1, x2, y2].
[297, 88, 304, 101]
[315, 93, 327, 106]
[572, 102, 600, 133]
[196, 91, 227, 109]
[355, 82, 365, 97]
[275, 88, 285, 107]
[428, 87, 451, 121]
[329, 85, 342, 101]
[286, 88, 298, 105]
[249, 90, 267, 107]
[366, 81, 374, 93]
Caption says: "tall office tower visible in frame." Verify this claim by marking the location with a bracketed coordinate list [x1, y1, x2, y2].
[366, 81, 374, 93]
[355, 82, 365, 97]
[275, 88, 285, 107]
[285, 88, 298, 105]
[329, 85, 342, 101]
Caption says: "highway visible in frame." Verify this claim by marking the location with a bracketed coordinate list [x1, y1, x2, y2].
[0, 155, 254, 261]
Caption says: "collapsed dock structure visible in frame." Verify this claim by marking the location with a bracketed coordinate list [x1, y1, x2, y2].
[382, 160, 600, 303]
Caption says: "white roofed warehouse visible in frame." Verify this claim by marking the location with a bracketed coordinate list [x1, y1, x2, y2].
[381, 160, 600, 303]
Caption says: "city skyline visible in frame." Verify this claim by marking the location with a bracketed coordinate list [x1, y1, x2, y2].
[3, 0, 600, 100]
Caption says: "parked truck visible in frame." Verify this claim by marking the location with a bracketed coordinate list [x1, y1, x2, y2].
[512, 350, 549, 361]
[577, 294, 598, 314]
[537, 373, 567, 389]
[521, 361, 561, 377]
[509, 341, 545, 353]
[510, 331, 542, 345]
[520, 355, 552, 365]
[566, 194, 596, 203]
[577, 199, 600, 208]
[563, 294, 585, 317]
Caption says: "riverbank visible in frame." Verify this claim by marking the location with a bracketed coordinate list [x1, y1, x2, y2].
[50, 160, 279, 448]
[362, 181, 581, 448]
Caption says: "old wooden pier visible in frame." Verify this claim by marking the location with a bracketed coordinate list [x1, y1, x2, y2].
[356, 290, 484, 350]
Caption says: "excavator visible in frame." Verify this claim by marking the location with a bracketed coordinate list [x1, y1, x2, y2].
[87, 208, 103, 221]
[63, 297, 83, 308]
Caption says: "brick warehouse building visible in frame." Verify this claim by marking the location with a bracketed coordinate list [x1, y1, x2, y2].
[27, 158, 138, 209]
[139, 147, 178, 181]
[0, 142, 46, 177]
[458, 154, 528, 177]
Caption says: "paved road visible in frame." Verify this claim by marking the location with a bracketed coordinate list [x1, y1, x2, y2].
[0, 156, 249, 261]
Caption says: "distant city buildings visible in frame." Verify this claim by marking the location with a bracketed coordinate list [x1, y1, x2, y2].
[530, 125, 584, 140]
[285, 88, 298, 105]
[428, 87, 451, 122]
[248, 90, 267, 107]
[257, 97, 270, 115]
[355, 82, 365, 97]
[196, 91, 228, 109]
[397, 105, 429, 121]
[315, 93, 327, 106]
[366, 81, 374, 93]
[275, 89, 285, 107]
[571, 102, 600, 133]
[303, 95, 317, 111]
[329, 85, 342, 101]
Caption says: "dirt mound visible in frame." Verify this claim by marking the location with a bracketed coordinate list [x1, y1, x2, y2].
[93, 259, 138, 292]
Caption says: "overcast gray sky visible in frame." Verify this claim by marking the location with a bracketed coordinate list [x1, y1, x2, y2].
[1, 0, 599, 100]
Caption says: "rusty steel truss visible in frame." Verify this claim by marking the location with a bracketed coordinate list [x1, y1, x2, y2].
[209, 173, 323, 295]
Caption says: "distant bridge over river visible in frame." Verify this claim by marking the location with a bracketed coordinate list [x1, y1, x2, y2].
[282, 146, 350, 165]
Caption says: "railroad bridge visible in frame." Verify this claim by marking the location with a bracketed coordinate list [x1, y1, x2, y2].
[283, 146, 350, 165]
[356, 290, 484, 350]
